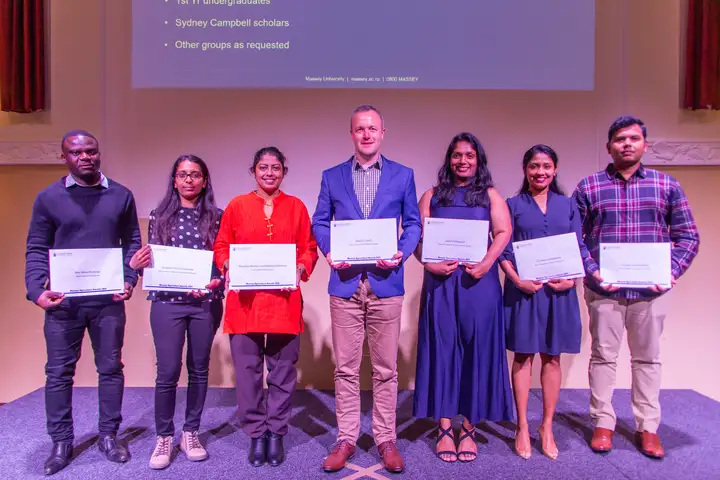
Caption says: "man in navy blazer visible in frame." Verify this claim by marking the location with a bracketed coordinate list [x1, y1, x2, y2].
[312, 105, 421, 474]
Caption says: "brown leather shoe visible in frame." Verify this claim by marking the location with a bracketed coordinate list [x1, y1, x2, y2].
[378, 441, 404, 473]
[322, 440, 356, 472]
[636, 431, 665, 459]
[590, 427, 613, 453]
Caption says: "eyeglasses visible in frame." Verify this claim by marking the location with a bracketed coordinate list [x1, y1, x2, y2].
[175, 172, 204, 180]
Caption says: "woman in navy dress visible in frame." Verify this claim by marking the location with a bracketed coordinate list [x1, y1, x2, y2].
[413, 132, 514, 463]
[500, 144, 589, 460]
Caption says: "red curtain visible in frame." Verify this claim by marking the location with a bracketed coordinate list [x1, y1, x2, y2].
[0, 0, 46, 113]
[683, 0, 720, 110]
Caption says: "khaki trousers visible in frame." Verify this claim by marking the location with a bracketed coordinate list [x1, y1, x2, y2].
[330, 277, 403, 446]
[585, 288, 669, 433]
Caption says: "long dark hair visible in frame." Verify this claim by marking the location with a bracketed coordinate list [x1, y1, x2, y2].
[519, 144, 565, 195]
[434, 132, 494, 207]
[152, 154, 220, 249]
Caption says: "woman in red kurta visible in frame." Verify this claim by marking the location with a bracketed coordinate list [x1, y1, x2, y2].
[213, 146, 318, 467]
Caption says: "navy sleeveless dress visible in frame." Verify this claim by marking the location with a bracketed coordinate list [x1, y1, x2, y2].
[413, 187, 515, 424]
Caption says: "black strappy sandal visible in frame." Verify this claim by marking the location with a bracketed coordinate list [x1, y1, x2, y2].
[457, 424, 478, 462]
[435, 425, 457, 463]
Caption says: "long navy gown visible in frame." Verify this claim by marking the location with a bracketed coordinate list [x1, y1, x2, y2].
[502, 191, 585, 355]
[413, 187, 514, 424]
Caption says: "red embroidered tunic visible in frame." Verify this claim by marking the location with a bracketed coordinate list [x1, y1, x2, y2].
[213, 191, 318, 335]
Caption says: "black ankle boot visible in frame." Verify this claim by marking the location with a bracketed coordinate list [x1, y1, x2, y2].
[248, 433, 267, 467]
[44, 441, 73, 475]
[267, 433, 285, 466]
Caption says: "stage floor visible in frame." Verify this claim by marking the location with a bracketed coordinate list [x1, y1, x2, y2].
[0, 388, 717, 479]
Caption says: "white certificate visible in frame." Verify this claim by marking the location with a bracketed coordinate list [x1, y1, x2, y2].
[599, 242, 672, 288]
[228, 244, 296, 290]
[421, 217, 489, 263]
[513, 232, 585, 282]
[142, 245, 213, 292]
[330, 218, 398, 264]
[49, 248, 125, 297]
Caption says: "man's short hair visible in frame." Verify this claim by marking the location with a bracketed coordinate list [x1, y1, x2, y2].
[607, 115, 646, 142]
[61, 130, 98, 149]
[351, 104, 384, 128]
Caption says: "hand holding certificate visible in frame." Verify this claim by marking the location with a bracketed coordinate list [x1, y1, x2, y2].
[512, 233, 585, 282]
[49, 248, 125, 297]
[330, 218, 398, 266]
[599, 242, 672, 289]
[142, 245, 214, 292]
[421, 217, 489, 263]
[228, 244, 297, 290]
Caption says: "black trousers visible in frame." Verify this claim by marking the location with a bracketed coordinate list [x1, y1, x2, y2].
[229, 333, 301, 438]
[150, 300, 223, 436]
[44, 302, 126, 443]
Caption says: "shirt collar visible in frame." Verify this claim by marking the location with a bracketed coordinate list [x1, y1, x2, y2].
[352, 155, 383, 171]
[604, 162, 646, 180]
[65, 172, 109, 189]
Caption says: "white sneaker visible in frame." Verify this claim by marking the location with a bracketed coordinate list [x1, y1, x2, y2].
[149, 435, 173, 470]
[180, 430, 208, 462]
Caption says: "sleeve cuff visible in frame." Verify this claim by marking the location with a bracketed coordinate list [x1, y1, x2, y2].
[585, 261, 599, 275]
[27, 287, 45, 304]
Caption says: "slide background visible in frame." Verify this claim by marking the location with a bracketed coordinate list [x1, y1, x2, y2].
[132, 0, 594, 90]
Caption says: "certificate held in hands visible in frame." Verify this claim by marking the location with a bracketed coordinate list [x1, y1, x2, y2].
[49, 247, 125, 297]
[142, 245, 213, 292]
[330, 218, 398, 264]
[229, 244, 297, 290]
[599, 242, 672, 288]
[513, 232, 585, 282]
[421, 217, 489, 263]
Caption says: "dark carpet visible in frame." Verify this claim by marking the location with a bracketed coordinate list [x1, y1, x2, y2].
[0, 388, 718, 479]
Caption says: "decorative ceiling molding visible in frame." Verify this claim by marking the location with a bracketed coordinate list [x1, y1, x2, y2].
[645, 140, 720, 166]
[0, 140, 60, 165]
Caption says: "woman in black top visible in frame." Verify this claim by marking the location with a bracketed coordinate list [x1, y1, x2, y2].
[130, 154, 224, 470]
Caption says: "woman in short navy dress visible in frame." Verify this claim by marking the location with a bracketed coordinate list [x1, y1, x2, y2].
[413, 132, 514, 464]
[500, 144, 589, 460]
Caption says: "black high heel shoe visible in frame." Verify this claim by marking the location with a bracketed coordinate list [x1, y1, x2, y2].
[457, 425, 477, 462]
[435, 425, 457, 463]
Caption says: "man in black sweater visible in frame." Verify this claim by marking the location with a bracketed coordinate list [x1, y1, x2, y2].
[24, 130, 142, 475]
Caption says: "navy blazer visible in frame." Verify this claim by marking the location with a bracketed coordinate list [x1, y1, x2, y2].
[311, 156, 422, 299]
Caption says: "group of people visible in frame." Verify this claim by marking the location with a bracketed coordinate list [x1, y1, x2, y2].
[24, 105, 700, 476]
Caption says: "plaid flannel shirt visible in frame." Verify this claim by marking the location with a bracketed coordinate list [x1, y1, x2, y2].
[572, 163, 700, 299]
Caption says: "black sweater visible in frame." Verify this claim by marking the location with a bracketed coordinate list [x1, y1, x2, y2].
[25, 176, 142, 304]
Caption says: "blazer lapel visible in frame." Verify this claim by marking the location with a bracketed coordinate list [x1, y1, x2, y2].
[341, 159, 364, 218]
[369, 156, 394, 218]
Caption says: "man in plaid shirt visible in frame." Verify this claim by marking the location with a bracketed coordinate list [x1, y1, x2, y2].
[573, 115, 700, 460]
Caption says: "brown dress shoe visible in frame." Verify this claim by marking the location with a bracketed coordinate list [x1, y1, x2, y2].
[378, 441, 404, 473]
[590, 427, 614, 453]
[636, 431, 665, 459]
[322, 440, 356, 472]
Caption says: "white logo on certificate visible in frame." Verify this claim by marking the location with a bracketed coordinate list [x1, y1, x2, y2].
[421, 217, 489, 263]
[49, 248, 125, 297]
[229, 244, 297, 290]
[330, 218, 398, 264]
[513, 232, 585, 282]
[142, 245, 213, 292]
[599, 242, 672, 288]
